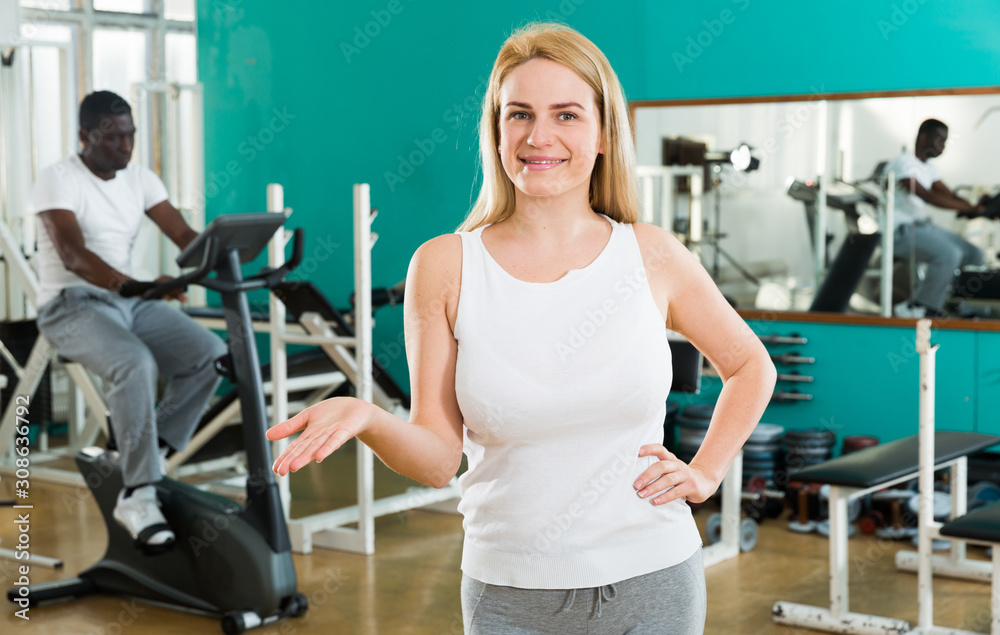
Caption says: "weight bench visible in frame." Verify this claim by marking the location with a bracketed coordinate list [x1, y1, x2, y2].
[771, 430, 1000, 633]
[932, 504, 1000, 634]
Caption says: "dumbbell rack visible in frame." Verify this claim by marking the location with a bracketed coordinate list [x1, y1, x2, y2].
[761, 332, 815, 404]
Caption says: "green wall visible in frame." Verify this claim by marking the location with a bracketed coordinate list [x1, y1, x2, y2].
[197, 0, 1000, 387]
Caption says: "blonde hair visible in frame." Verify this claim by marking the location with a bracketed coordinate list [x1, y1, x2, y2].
[458, 22, 639, 232]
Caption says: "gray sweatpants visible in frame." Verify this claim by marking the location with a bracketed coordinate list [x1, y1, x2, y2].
[36, 286, 227, 488]
[895, 220, 986, 310]
[461, 550, 706, 635]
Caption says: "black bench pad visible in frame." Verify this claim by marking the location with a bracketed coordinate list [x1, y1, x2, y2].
[789, 431, 1000, 488]
[940, 502, 1000, 543]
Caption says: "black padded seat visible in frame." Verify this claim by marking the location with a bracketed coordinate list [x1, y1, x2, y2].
[789, 431, 1000, 488]
[940, 502, 1000, 543]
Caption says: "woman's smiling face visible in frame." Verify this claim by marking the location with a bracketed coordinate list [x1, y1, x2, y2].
[497, 57, 604, 202]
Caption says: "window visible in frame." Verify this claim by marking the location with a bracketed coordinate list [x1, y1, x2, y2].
[19, 1, 75, 10]
[164, 0, 194, 22]
[93, 0, 148, 14]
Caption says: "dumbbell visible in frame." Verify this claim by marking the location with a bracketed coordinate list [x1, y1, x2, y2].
[741, 475, 785, 522]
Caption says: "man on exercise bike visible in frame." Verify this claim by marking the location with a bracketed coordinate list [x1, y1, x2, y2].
[32, 91, 227, 552]
[890, 118, 991, 318]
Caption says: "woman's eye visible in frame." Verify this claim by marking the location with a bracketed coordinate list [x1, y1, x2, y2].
[558, 112, 578, 121]
[510, 111, 530, 120]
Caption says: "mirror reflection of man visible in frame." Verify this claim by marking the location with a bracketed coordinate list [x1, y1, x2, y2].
[32, 90, 227, 552]
[890, 118, 987, 318]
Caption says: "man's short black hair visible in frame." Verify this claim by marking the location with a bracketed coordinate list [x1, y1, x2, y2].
[918, 118, 948, 138]
[79, 91, 132, 131]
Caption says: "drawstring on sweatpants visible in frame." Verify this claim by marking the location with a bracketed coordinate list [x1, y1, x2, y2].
[559, 588, 577, 613]
[594, 584, 617, 618]
[559, 584, 618, 619]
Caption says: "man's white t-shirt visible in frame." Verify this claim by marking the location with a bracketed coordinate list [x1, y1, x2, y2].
[887, 150, 940, 228]
[33, 154, 168, 307]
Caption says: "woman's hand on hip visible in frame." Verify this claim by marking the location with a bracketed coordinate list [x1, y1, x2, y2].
[633, 444, 719, 505]
[266, 397, 375, 476]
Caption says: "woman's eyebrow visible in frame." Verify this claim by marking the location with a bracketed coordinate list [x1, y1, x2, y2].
[504, 101, 585, 110]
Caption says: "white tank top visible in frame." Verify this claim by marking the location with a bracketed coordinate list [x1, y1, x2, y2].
[454, 215, 702, 589]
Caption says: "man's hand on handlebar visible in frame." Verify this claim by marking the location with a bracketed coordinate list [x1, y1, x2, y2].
[154, 275, 188, 302]
[118, 275, 188, 301]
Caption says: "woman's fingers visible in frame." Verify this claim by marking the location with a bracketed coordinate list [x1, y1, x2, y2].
[637, 443, 672, 461]
[634, 444, 678, 491]
[269, 402, 367, 475]
[266, 409, 310, 441]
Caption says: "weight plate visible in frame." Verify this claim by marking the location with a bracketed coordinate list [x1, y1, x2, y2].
[859, 510, 884, 534]
[815, 520, 856, 538]
[676, 416, 711, 431]
[743, 441, 782, 454]
[739, 518, 759, 552]
[841, 435, 879, 454]
[910, 535, 951, 551]
[682, 403, 715, 420]
[747, 423, 784, 444]
[906, 492, 951, 519]
[786, 446, 832, 457]
[746, 475, 768, 494]
[679, 433, 706, 448]
[742, 450, 780, 462]
[787, 520, 816, 534]
[784, 428, 835, 443]
[969, 481, 1000, 504]
[875, 526, 918, 541]
[784, 438, 836, 450]
[704, 512, 722, 545]
[742, 462, 778, 474]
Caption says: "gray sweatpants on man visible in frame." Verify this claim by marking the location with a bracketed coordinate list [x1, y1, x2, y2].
[36, 286, 227, 488]
[895, 220, 986, 310]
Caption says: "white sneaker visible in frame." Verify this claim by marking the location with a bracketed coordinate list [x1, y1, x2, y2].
[159, 446, 169, 475]
[113, 485, 175, 553]
[894, 301, 927, 318]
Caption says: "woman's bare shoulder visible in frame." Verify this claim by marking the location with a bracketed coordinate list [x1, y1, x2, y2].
[631, 221, 688, 268]
[407, 233, 463, 304]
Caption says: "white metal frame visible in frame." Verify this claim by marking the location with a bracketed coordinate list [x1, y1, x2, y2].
[880, 170, 896, 317]
[702, 451, 743, 568]
[268, 183, 459, 555]
[636, 165, 705, 268]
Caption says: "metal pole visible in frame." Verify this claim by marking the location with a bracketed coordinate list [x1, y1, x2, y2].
[882, 171, 895, 317]
[916, 318, 935, 629]
[267, 183, 291, 520]
[354, 183, 375, 555]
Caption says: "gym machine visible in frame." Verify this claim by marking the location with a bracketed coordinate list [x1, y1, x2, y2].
[9, 213, 309, 634]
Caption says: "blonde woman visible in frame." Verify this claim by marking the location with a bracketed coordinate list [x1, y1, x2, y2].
[269, 22, 775, 634]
